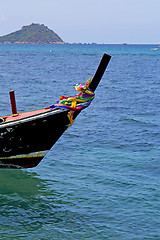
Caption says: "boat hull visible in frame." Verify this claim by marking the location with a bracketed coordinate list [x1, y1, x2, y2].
[0, 108, 71, 168]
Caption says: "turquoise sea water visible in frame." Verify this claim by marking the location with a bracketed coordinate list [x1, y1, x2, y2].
[0, 44, 160, 239]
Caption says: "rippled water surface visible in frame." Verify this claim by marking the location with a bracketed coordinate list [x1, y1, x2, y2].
[0, 44, 160, 239]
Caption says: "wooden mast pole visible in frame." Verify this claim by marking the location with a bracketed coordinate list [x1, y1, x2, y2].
[9, 90, 18, 115]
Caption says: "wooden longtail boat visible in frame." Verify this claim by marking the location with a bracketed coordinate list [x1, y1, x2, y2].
[0, 53, 111, 168]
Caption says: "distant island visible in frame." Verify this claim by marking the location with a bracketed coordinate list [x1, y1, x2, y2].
[0, 23, 64, 44]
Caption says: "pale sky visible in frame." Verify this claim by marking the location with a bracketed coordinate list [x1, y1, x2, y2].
[0, 0, 159, 44]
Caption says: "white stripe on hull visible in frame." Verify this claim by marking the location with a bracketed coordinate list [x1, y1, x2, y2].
[0, 150, 48, 160]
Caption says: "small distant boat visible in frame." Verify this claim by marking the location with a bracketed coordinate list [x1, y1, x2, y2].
[151, 48, 158, 51]
[0, 53, 111, 168]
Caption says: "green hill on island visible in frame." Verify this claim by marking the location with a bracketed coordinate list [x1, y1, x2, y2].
[0, 23, 64, 44]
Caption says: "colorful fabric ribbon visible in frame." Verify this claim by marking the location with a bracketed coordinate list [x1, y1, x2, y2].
[51, 79, 95, 128]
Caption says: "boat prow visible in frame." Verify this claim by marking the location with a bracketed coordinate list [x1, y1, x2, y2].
[0, 53, 111, 168]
